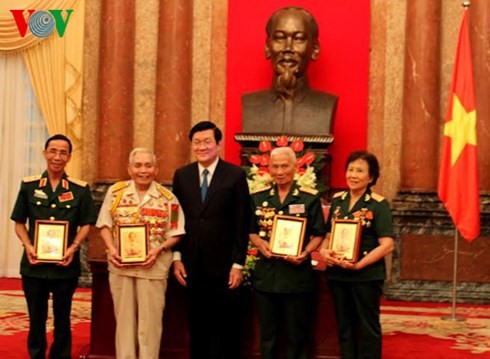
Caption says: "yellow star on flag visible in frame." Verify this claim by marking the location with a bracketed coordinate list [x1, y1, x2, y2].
[443, 94, 477, 166]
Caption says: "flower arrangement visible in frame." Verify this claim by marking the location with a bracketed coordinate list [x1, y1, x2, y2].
[242, 245, 258, 287]
[242, 136, 325, 287]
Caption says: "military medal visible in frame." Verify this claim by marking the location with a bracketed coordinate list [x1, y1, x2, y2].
[288, 204, 305, 214]
[34, 189, 48, 199]
[170, 204, 179, 229]
[59, 191, 74, 202]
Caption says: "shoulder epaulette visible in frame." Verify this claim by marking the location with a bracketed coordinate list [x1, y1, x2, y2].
[67, 176, 88, 187]
[111, 181, 129, 193]
[299, 186, 318, 196]
[333, 190, 347, 199]
[371, 192, 385, 202]
[252, 185, 271, 194]
[157, 184, 173, 200]
[22, 174, 42, 183]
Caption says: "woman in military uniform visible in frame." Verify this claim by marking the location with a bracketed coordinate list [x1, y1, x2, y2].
[249, 146, 325, 359]
[96, 148, 185, 359]
[319, 150, 394, 359]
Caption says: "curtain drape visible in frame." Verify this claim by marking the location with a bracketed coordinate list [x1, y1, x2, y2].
[0, 0, 84, 276]
[0, 54, 48, 277]
[1, 0, 84, 177]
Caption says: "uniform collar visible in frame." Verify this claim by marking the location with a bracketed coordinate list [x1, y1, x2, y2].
[339, 188, 373, 215]
[266, 182, 301, 208]
[126, 180, 160, 201]
[339, 188, 372, 202]
[39, 171, 69, 191]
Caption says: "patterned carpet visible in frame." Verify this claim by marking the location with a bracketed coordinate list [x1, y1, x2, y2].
[0, 278, 489, 358]
[381, 301, 490, 358]
[0, 279, 91, 358]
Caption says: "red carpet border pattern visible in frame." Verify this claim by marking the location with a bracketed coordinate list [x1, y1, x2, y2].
[0, 288, 91, 336]
[1, 278, 490, 358]
[381, 301, 490, 356]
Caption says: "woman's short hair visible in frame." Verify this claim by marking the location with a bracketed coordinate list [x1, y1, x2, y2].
[345, 150, 380, 186]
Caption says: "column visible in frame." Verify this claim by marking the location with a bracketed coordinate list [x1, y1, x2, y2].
[469, 1, 490, 191]
[154, 0, 193, 183]
[400, 0, 442, 190]
[97, 0, 135, 181]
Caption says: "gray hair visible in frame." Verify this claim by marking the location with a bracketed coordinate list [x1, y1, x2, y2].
[270, 146, 297, 164]
[128, 147, 157, 165]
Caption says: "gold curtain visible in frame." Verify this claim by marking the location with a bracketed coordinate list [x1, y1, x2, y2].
[0, 0, 84, 178]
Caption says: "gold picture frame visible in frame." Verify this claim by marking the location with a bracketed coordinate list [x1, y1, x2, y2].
[116, 223, 149, 265]
[34, 220, 69, 262]
[270, 215, 307, 257]
[329, 219, 362, 263]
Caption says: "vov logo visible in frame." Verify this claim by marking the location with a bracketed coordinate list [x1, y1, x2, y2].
[10, 9, 74, 38]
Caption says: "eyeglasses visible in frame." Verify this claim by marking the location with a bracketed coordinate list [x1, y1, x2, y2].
[46, 149, 70, 159]
[192, 140, 215, 148]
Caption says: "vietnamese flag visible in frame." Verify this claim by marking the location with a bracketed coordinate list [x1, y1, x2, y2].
[438, 9, 480, 242]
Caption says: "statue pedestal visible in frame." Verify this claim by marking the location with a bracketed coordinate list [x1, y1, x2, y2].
[234, 133, 334, 195]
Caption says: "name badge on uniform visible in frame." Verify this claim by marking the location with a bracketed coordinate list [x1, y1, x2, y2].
[34, 189, 48, 199]
[59, 192, 74, 202]
[289, 204, 305, 214]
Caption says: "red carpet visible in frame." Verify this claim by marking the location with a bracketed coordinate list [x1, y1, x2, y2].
[0, 278, 91, 359]
[381, 300, 490, 358]
[1, 278, 489, 358]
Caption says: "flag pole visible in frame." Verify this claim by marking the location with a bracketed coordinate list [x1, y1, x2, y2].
[442, 229, 465, 322]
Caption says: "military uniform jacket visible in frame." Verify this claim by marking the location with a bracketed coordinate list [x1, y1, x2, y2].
[250, 183, 326, 293]
[96, 180, 185, 280]
[325, 188, 394, 282]
[10, 171, 97, 279]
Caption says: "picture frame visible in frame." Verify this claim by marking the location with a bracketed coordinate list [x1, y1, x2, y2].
[34, 220, 69, 262]
[116, 223, 149, 265]
[329, 219, 362, 262]
[269, 215, 307, 257]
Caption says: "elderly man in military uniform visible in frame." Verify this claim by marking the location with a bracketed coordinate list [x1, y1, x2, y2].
[249, 146, 326, 359]
[242, 6, 337, 135]
[11, 134, 97, 359]
[97, 147, 185, 359]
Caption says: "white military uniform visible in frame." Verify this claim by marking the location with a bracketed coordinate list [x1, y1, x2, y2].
[96, 180, 185, 359]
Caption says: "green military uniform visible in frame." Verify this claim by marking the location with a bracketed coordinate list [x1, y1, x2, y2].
[250, 182, 326, 359]
[325, 188, 394, 359]
[11, 171, 97, 359]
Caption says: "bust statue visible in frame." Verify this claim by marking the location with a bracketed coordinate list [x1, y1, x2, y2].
[241, 6, 337, 136]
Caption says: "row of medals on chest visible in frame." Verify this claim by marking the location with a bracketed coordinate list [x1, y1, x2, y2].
[117, 208, 167, 245]
[255, 200, 302, 239]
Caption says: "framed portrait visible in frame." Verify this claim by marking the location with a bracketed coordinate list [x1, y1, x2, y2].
[34, 220, 69, 263]
[329, 219, 362, 263]
[116, 223, 149, 265]
[269, 215, 307, 257]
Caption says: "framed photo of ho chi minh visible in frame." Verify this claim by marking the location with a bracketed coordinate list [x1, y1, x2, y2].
[329, 219, 362, 263]
[269, 215, 307, 257]
[34, 220, 69, 262]
[116, 223, 149, 265]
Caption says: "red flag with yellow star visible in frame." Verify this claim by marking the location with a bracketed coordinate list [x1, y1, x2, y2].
[438, 9, 480, 242]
